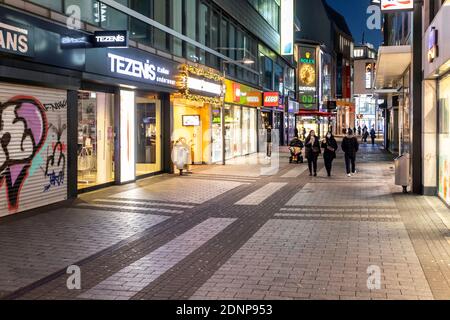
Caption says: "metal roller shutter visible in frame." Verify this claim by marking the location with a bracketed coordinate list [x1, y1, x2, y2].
[0, 82, 68, 217]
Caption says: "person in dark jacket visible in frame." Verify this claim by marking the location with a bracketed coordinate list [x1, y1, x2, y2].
[321, 132, 338, 177]
[341, 129, 359, 177]
[305, 130, 321, 176]
[370, 127, 376, 145]
[266, 125, 272, 159]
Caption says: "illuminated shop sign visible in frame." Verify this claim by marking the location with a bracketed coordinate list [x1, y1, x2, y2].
[280, 0, 294, 56]
[187, 77, 222, 96]
[380, 0, 413, 12]
[0, 21, 34, 57]
[178, 64, 224, 104]
[298, 46, 318, 110]
[108, 53, 176, 86]
[264, 92, 280, 107]
[85, 48, 179, 88]
[225, 80, 262, 107]
[92, 30, 128, 48]
[428, 27, 438, 63]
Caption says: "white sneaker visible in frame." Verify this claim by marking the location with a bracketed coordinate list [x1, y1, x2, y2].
[347, 174, 352, 177]
[352, 171, 357, 175]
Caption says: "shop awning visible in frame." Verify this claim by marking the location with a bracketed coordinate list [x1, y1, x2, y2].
[375, 45, 412, 89]
[296, 110, 337, 117]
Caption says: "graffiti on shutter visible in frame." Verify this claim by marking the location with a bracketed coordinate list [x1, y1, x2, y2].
[0, 83, 67, 217]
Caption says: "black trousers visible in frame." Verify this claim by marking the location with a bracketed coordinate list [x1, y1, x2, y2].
[345, 153, 356, 174]
[266, 142, 272, 157]
[307, 155, 318, 174]
[371, 136, 375, 145]
[323, 154, 334, 176]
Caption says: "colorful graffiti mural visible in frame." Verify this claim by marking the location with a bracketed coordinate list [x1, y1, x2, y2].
[43, 115, 67, 192]
[0, 96, 48, 211]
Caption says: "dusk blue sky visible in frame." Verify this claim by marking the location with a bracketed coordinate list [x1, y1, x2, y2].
[326, 0, 383, 48]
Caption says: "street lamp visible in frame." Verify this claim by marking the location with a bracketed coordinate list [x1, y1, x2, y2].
[220, 54, 256, 165]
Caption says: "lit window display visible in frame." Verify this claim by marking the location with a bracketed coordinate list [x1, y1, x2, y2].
[439, 75, 450, 205]
[77, 91, 115, 190]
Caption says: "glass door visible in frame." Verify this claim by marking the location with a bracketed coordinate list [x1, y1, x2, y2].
[136, 95, 162, 176]
[211, 106, 223, 163]
[77, 91, 115, 190]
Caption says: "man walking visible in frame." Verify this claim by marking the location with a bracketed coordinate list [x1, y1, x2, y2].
[341, 129, 359, 177]
[370, 126, 376, 146]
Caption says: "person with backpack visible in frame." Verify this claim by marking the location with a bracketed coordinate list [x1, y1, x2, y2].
[341, 129, 359, 177]
[321, 132, 338, 177]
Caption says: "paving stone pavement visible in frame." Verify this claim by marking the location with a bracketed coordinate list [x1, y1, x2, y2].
[0, 142, 450, 300]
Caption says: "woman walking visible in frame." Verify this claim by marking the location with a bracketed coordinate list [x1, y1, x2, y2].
[321, 132, 338, 177]
[305, 130, 321, 176]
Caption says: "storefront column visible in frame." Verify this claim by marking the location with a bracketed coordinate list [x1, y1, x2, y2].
[161, 93, 172, 173]
[67, 90, 78, 199]
[221, 105, 226, 165]
[422, 80, 438, 196]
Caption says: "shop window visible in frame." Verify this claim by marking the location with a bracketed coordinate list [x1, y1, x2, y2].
[185, 0, 198, 62]
[439, 75, 450, 205]
[77, 91, 115, 190]
[136, 95, 162, 176]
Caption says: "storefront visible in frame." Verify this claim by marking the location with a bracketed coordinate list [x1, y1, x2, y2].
[422, 5, 450, 204]
[172, 64, 224, 165]
[0, 5, 180, 216]
[296, 111, 335, 139]
[0, 6, 82, 217]
[224, 80, 260, 160]
[82, 47, 179, 188]
[438, 75, 450, 205]
[259, 92, 282, 148]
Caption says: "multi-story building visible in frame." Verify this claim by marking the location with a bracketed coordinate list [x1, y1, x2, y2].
[375, 1, 423, 195]
[353, 44, 380, 133]
[0, 0, 295, 217]
[294, 0, 353, 138]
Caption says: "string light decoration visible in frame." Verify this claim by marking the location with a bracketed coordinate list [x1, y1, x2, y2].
[177, 64, 225, 105]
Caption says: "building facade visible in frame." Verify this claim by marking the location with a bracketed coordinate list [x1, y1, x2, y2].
[422, 0, 450, 204]
[0, 0, 294, 217]
[353, 44, 380, 133]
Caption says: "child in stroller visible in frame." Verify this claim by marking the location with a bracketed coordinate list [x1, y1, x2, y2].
[289, 136, 304, 163]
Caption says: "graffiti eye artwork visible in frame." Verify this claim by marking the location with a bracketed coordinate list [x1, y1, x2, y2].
[0, 96, 48, 211]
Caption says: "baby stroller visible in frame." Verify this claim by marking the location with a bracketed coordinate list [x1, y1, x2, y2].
[289, 137, 304, 164]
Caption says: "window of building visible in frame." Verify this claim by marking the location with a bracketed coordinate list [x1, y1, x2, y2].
[247, 0, 280, 32]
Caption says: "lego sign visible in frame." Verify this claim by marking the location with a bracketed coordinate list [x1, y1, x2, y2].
[380, 0, 413, 12]
[264, 92, 280, 107]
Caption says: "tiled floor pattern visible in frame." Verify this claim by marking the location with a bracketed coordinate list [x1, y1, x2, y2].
[235, 183, 288, 206]
[79, 218, 236, 300]
[0, 209, 168, 294]
[191, 219, 433, 300]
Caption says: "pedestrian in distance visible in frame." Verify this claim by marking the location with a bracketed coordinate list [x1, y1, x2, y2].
[266, 125, 272, 160]
[321, 131, 338, 177]
[302, 127, 307, 140]
[370, 127, 376, 145]
[362, 125, 369, 143]
[305, 130, 321, 177]
[294, 127, 299, 139]
[341, 129, 359, 177]
[357, 126, 362, 136]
